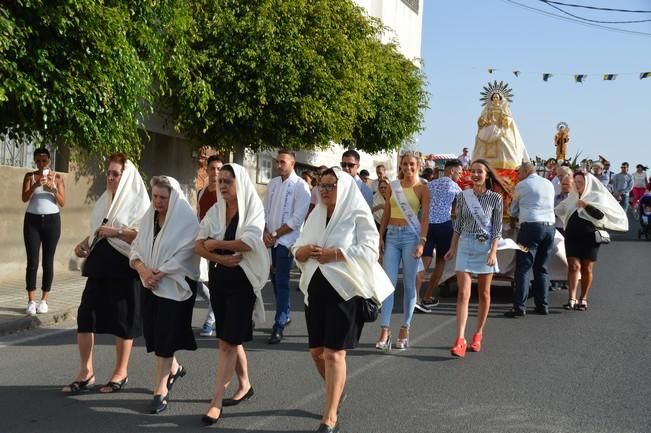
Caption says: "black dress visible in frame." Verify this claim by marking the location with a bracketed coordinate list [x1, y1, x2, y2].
[208, 213, 257, 345]
[304, 217, 363, 350]
[141, 212, 198, 358]
[77, 239, 142, 339]
[564, 205, 605, 261]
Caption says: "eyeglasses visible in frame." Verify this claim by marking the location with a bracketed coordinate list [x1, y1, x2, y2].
[318, 183, 337, 192]
[106, 170, 122, 178]
[340, 162, 357, 169]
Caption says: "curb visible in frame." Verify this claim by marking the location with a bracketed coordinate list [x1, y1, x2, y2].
[0, 306, 77, 336]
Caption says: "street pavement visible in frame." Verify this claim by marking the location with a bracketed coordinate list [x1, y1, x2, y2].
[0, 223, 649, 433]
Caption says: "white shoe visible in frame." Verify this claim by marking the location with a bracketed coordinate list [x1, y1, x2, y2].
[26, 301, 37, 316]
[37, 301, 49, 314]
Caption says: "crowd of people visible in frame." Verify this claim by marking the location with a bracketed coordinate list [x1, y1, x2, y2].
[19, 145, 641, 432]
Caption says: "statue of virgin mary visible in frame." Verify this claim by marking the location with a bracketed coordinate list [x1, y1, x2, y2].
[472, 81, 529, 170]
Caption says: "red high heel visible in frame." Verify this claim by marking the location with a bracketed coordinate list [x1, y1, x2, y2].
[450, 338, 467, 358]
[469, 333, 483, 352]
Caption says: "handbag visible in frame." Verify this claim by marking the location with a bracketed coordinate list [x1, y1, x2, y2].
[594, 229, 611, 244]
[359, 298, 380, 323]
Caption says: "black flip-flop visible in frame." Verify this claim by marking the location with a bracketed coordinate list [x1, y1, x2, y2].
[167, 365, 186, 391]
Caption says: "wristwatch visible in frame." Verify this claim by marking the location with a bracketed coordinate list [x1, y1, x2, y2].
[117, 229, 124, 238]
[272, 231, 278, 238]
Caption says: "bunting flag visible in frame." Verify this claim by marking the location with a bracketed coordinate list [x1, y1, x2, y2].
[603, 74, 617, 81]
[574, 74, 587, 83]
[513, 70, 520, 77]
[641, 72, 651, 80]
[542, 73, 553, 82]
[488, 68, 495, 74]
[486, 69, 651, 82]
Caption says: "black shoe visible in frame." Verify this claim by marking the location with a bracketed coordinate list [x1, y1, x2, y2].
[150, 394, 168, 414]
[316, 423, 339, 433]
[222, 387, 254, 406]
[533, 307, 549, 315]
[201, 413, 221, 426]
[285, 317, 292, 327]
[268, 328, 283, 344]
[167, 364, 186, 391]
[503, 308, 525, 318]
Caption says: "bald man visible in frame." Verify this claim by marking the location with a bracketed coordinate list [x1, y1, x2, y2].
[505, 163, 556, 317]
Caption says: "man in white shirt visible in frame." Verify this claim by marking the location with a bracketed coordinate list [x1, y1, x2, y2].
[371, 164, 387, 194]
[458, 147, 471, 169]
[340, 149, 373, 207]
[263, 150, 311, 344]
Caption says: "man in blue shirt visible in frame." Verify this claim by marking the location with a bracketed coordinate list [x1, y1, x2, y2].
[340, 149, 373, 208]
[505, 163, 556, 317]
[612, 162, 633, 212]
[416, 159, 462, 312]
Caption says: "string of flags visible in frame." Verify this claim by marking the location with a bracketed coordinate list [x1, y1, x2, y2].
[487, 68, 651, 83]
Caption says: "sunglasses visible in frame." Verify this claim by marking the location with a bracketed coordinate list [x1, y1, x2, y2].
[319, 183, 337, 192]
[340, 162, 357, 169]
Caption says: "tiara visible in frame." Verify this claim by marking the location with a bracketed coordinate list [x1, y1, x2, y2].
[480, 80, 514, 106]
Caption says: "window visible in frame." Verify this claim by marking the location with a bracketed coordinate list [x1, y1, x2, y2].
[257, 154, 273, 184]
[1, 132, 37, 169]
[401, 0, 419, 14]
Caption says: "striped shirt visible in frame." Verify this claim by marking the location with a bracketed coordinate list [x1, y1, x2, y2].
[453, 189, 503, 240]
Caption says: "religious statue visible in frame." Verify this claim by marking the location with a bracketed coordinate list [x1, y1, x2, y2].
[472, 81, 529, 170]
[554, 122, 570, 162]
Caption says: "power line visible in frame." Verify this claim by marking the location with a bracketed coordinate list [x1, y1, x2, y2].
[502, 0, 651, 37]
[539, 1, 651, 14]
[540, 0, 651, 23]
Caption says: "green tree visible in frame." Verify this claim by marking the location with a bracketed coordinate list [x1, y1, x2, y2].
[349, 40, 429, 153]
[0, 1, 177, 159]
[164, 0, 378, 153]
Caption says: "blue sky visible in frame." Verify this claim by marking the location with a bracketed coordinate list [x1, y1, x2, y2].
[415, 0, 651, 167]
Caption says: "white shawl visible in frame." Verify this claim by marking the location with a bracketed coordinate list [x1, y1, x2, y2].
[89, 160, 150, 257]
[555, 172, 628, 232]
[130, 176, 200, 301]
[292, 169, 394, 306]
[197, 163, 269, 325]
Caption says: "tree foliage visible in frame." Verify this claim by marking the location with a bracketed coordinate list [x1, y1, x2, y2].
[1, 0, 429, 158]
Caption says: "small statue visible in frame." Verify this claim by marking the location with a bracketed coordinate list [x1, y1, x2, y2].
[554, 122, 570, 162]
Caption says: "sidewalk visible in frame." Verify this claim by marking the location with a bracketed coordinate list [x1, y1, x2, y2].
[0, 269, 86, 335]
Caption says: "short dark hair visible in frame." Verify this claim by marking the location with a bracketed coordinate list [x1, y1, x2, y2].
[221, 164, 236, 178]
[444, 159, 461, 169]
[277, 149, 296, 159]
[376, 164, 385, 169]
[621, 162, 629, 167]
[207, 155, 224, 166]
[342, 149, 360, 162]
[421, 167, 433, 178]
[33, 147, 50, 159]
[320, 168, 337, 179]
[359, 169, 370, 177]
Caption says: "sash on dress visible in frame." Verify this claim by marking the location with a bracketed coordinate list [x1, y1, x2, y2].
[390, 180, 424, 271]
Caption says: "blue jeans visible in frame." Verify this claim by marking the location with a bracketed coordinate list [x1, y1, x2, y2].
[618, 193, 630, 212]
[380, 226, 419, 327]
[513, 222, 555, 312]
[271, 245, 294, 330]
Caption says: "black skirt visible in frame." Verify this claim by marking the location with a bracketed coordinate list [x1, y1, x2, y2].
[565, 212, 600, 261]
[77, 277, 142, 339]
[305, 269, 363, 350]
[142, 277, 198, 358]
[209, 264, 256, 345]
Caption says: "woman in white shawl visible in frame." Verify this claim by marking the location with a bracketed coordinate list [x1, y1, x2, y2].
[129, 176, 199, 414]
[63, 153, 149, 395]
[195, 163, 269, 425]
[556, 171, 628, 311]
[293, 168, 393, 433]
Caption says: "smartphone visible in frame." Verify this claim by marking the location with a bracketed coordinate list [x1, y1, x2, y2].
[42, 168, 50, 177]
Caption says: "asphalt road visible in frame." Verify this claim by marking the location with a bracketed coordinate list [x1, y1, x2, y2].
[1, 227, 649, 433]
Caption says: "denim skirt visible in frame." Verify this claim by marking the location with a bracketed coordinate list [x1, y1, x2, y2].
[455, 234, 499, 274]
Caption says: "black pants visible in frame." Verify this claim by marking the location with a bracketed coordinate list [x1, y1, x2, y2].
[23, 213, 61, 292]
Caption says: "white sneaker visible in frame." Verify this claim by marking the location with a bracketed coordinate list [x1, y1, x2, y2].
[26, 301, 37, 316]
[37, 301, 49, 314]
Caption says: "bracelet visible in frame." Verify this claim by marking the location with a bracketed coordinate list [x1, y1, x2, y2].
[334, 249, 338, 261]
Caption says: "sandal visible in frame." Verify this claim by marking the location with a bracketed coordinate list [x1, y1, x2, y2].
[99, 377, 128, 393]
[375, 327, 392, 351]
[62, 375, 95, 394]
[576, 299, 588, 311]
[394, 326, 409, 350]
[563, 299, 577, 310]
[167, 365, 186, 391]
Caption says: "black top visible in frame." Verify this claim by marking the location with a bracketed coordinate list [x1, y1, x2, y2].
[214, 213, 239, 255]
[83, 239, 137, 279]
